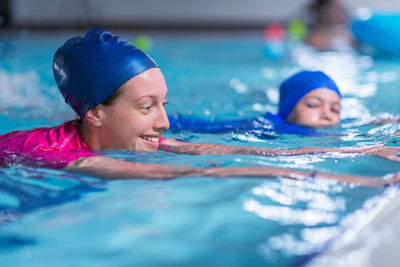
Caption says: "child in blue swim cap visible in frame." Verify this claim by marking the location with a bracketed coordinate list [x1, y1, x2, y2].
[0, 29, 399, 187]
[169, 70, 341, 135]
[273, 70, 398, 128]
[277, 70, 341, 128]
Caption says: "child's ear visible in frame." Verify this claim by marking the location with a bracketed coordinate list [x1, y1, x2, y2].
[84, 105, 104, 127]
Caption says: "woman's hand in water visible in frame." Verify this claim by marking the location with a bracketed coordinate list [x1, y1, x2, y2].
[372, 147, 400, 162]
[381, 172, 400, 187]
[357, 172, 400, 188]
[372, 115, 400, 125]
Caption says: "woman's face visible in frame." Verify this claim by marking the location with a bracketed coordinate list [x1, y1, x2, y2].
[97, 68, 169, 151]
[286, 88, 341, 128]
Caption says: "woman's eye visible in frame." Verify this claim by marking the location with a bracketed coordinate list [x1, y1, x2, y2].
[163, 101, 169, 107]
[141, 105, 153, 111]
[306, 103, 319, 108]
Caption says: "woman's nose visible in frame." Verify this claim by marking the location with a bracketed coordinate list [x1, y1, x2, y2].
[155, 105, 170, 130]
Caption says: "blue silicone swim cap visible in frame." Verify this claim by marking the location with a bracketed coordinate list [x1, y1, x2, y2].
[278, 70, 341, 120]
[53, 29, 158, 118]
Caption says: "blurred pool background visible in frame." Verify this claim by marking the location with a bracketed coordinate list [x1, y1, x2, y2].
[1, 1, 400, 266]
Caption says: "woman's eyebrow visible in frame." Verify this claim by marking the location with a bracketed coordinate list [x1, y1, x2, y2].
[134, 95, 157, 103]
[135, 90, 168, 103]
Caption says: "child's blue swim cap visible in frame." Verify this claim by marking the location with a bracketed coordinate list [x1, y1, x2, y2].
[53, 28, 158, 118]
[278, 70, 341, 120]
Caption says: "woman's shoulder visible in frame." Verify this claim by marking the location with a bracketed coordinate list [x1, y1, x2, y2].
[0, 120, 96, 169]
[0, 120, 83, 153]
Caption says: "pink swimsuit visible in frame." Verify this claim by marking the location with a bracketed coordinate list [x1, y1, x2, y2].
[0, 121, 168, 170]
[0, 120, 96, 169]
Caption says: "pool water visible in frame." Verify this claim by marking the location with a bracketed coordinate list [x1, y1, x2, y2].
[0, 30, 400, 266]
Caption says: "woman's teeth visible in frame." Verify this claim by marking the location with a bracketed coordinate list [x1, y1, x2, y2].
[142, 136, 158, 143]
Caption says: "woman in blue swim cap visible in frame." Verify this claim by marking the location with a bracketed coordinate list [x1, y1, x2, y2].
[0, 29, 399, 187]
[53, 28, 167, 153]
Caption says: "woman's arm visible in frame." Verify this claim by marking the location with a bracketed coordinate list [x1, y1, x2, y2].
[161, 138, 400, 162]
[160, 138, 383, 156]
[64, 155, 400, 188]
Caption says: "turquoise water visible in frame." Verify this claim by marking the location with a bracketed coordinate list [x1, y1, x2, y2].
[0, 31, 400, 266]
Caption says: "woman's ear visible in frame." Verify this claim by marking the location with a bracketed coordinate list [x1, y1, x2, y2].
[84, 105, 104, 127]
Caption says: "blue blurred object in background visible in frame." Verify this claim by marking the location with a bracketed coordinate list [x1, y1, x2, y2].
[352, 8, 400, 56]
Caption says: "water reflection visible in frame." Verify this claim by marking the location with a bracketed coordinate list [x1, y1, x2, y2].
[0, 167, 106, 227]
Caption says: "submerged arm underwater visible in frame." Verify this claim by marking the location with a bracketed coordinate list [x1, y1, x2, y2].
[63, 155, 400, 188]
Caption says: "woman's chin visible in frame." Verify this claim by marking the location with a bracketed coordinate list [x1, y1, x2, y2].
[135, 142, 159, 152]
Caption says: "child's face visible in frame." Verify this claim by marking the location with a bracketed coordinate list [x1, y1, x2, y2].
[286, 88, 341, 128]
[97, 68, 170, 151]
